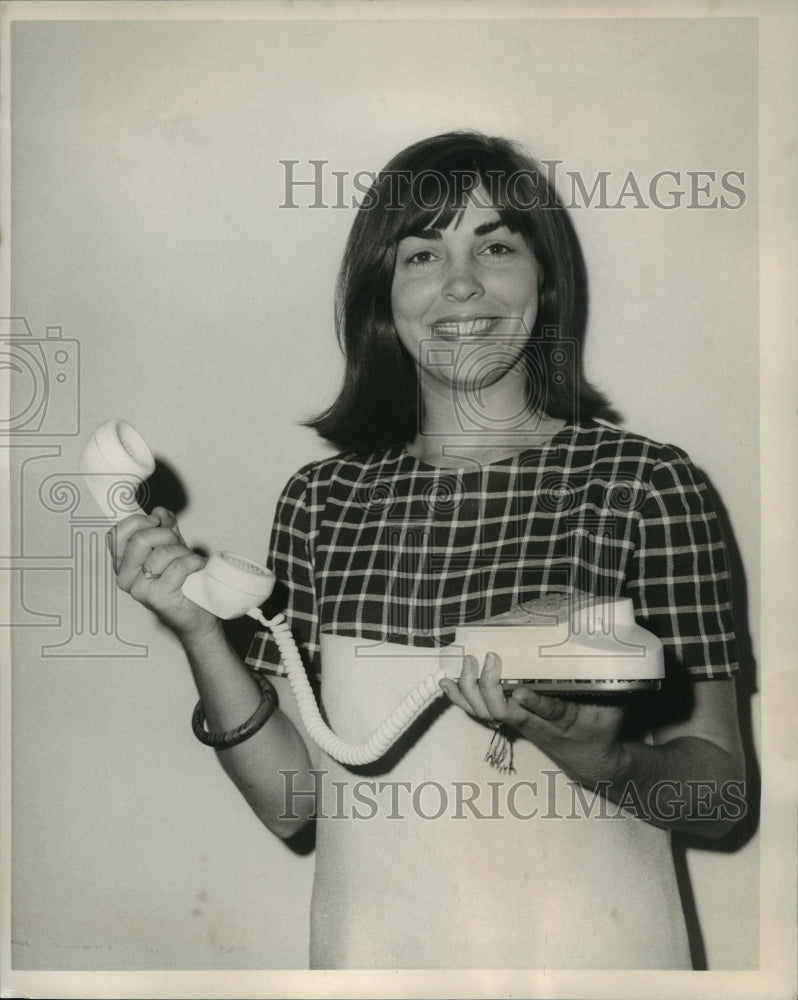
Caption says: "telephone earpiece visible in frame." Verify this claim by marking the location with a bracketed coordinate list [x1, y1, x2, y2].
[80, 418, 156, 518]
[81, 419, 275, 619]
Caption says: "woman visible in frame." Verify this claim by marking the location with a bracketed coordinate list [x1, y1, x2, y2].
[110, 132, 745, 969]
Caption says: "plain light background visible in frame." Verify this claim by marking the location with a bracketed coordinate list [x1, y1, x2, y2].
[7, 8, 761, 978]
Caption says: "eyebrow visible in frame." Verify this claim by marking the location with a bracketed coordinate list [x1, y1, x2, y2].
[408, 219, 506, 241]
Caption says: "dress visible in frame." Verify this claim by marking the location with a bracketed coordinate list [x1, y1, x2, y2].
[246, 420, 738, 969]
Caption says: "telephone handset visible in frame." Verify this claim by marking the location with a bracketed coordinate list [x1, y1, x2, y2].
[80, 419, 276, 618]
[80, 419, 446, 765]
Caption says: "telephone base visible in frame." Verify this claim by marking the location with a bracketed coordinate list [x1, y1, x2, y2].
[455, 592, 665, 693]
[500, 677, 661, 694]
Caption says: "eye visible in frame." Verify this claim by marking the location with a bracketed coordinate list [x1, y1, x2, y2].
[480, 242, 514, 257]
[406, 248, 437, 265]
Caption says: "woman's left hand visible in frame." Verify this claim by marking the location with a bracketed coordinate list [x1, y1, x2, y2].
[439, 652, 630, 785]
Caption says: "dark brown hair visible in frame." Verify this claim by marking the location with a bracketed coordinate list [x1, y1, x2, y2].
[308, 131, 612, 451]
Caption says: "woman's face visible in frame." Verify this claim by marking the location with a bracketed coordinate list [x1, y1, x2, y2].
[390, 192, 542, 393]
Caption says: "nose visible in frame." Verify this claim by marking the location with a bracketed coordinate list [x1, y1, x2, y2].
[442, 257, 483, 301]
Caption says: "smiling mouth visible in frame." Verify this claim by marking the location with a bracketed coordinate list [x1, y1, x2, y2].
[430, 317, 502, 338]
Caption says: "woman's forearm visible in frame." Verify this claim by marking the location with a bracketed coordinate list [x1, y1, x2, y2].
[181, 622, 315, 839]
[575, 735, 747, 838]
[444, 660, 747, 838]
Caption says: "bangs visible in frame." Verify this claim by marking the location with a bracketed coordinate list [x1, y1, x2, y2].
[374, 160, 544, 248]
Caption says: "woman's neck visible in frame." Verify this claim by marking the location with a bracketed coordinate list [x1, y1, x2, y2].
[407, 371, 567, 468]
[406, 419, 566, 468]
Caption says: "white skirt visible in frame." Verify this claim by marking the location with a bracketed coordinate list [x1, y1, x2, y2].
[299, 635, 692, 970]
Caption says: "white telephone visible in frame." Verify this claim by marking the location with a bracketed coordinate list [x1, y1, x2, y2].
[81, 419, 664, 767]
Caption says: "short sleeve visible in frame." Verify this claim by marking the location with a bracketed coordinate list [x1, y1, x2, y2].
[245, 469, 320, 678]
[626, 445, 738, 678]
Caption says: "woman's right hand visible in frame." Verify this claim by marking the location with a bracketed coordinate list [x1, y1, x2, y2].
[107, 505, 219, 642]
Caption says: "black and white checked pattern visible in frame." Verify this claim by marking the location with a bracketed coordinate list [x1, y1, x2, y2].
[246, 421, 738, 680]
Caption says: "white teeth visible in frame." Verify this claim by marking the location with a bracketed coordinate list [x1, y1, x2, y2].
[433, 318, 497, 337]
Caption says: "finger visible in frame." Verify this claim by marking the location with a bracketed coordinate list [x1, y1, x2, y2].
[107, 513, 159, 568]
[511, 686, 572, 723]
[149, 507, 187, 545]
[138, 543, 201, 580]
[129, 551, 206, 604]
[456, 654, 494, 720]
[111, 511, 160, 549]
[157, 551, 207, 590]
[438, 677, 475, 715]
[112, 509, 183, 560]
[478, 651, 511, 718]
[115, 527, 190, 590]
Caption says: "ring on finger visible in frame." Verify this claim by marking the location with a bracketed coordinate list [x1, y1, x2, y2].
[141, 565, 161, 581]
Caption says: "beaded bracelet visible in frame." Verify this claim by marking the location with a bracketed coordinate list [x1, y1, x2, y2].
[192, 674, 278, 750]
